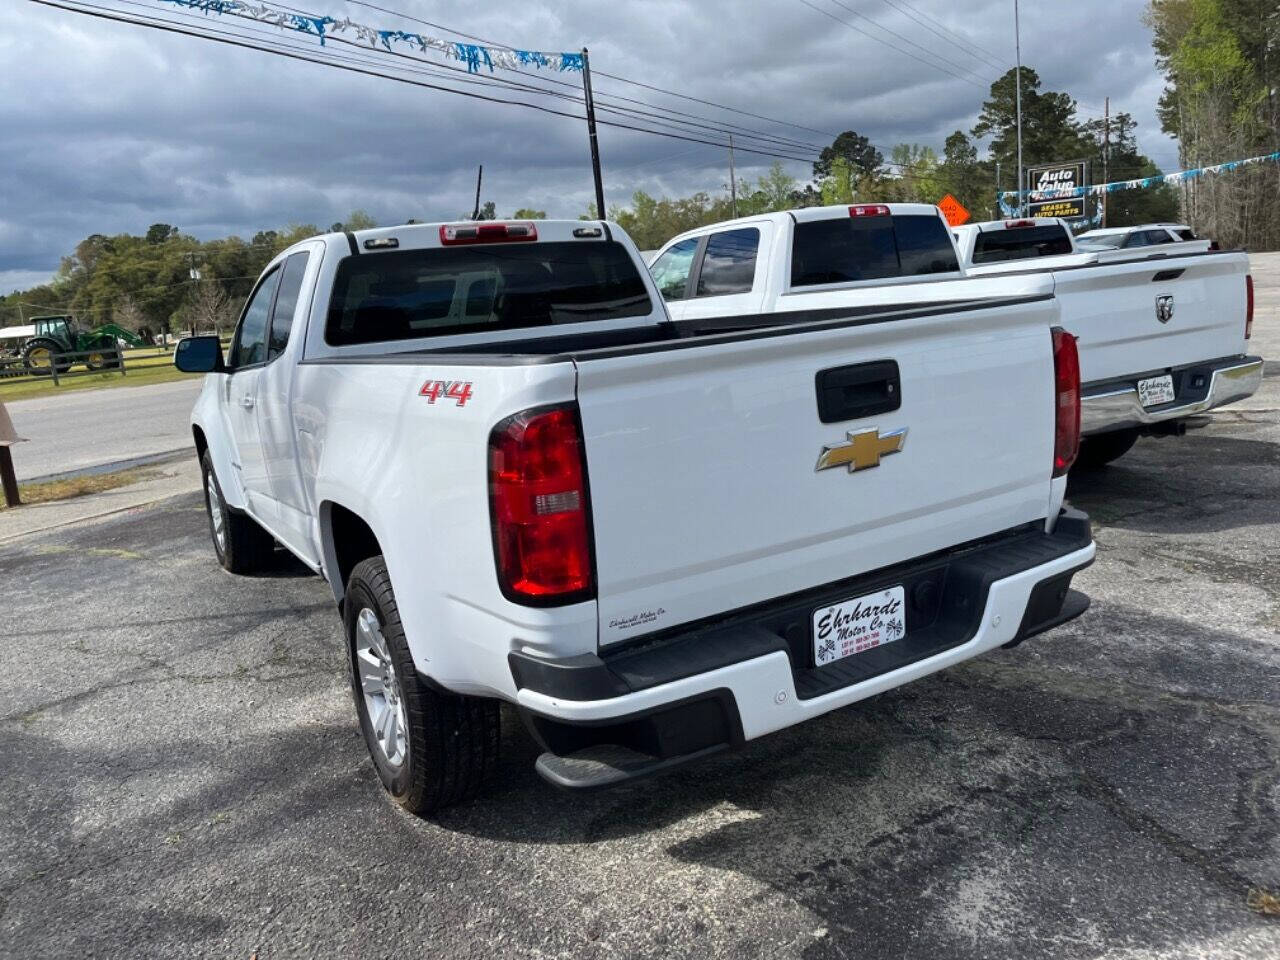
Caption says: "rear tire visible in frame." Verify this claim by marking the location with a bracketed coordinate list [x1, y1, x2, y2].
[1074, 428, 1140, 470]
[21, 338, 68, 377]
[345, 556, 500, 815]
[200, 450, 274, 573]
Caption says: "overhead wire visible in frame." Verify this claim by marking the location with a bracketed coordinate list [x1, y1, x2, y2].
[30, 0, 827, 164]
[875, 0, 1007, 70]
[271, 0, 916, 168]
[822, 0, 995, 84]
[337, 0, 846, 142]
[795, 0, 989, 89]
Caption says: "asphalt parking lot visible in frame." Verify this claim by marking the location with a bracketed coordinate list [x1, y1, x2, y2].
[3, 272, 1278, 958]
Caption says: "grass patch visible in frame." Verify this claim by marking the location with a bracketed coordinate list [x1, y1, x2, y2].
[1249, 888, 1280, 916]
[0, 363, 198, 401]
[1, 465, 163, 511]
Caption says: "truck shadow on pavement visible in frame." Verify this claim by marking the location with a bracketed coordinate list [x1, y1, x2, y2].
[1066, 431, 1278, 535]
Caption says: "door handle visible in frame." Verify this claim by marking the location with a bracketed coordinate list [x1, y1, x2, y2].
[240, 396, 256, 409]
[815, 360, 901, 423]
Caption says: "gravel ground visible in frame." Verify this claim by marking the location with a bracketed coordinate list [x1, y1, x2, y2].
[1, 258, 1277, 959]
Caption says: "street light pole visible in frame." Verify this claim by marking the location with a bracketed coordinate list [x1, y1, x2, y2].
[1014, 0, 1024, 215]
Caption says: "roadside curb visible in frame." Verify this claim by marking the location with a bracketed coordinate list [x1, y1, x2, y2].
[0, 455, 201, 545]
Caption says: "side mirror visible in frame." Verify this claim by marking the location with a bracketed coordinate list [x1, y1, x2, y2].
[174, 335, 225, 373]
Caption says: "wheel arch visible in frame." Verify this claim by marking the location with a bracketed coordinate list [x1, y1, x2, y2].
[191, 408, 247, 511]
[319, 500, 384, 607]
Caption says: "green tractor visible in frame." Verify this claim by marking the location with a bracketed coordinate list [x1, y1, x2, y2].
[22, 315, 149, 376]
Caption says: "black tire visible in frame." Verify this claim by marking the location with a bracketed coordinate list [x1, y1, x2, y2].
[200, 450, 275, 573]
[345, 556, 500, 815]
[21, 338, 68, 377]
[1073, 428, 1141, 471]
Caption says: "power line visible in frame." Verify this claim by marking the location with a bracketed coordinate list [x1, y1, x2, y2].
[338, 0, 846, 142]
[822, 0, 994, 84]
[32, 0, 827, 165]
[268, 0, 917, 168]
[256, 0, 829, 154]
[795, 0, 989, 90]
[877, 0, 1007, 67]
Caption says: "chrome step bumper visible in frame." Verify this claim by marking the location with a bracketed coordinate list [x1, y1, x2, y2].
[1080, 356, 1263, 436]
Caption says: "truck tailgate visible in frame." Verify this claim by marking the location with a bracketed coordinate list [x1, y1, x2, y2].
[1050, 251, 1249, 384]
[575, 299, 1060, 646]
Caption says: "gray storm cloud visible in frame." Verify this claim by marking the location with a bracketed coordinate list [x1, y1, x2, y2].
[0, 0, 1174, 286]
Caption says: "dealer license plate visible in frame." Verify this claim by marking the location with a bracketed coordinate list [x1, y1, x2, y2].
[1137, 374, 1175, 407]
[812, 585, 906, 667]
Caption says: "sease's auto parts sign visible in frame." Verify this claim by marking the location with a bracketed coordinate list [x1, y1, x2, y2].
[1027, 162, 1086, 219]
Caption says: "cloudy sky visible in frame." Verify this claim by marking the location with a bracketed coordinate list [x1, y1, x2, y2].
[1, 0, 1175, 292]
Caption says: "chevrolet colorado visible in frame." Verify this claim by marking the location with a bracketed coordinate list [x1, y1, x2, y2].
[176, 217, 1094, 813]
[653, 206, 1262, 469]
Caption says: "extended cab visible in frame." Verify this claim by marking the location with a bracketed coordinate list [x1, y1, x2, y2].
[176, 217, 1094, 813]
[654, 207, 1262, 469]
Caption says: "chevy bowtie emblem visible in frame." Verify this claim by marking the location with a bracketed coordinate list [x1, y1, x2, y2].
[815, 427, 908, 473]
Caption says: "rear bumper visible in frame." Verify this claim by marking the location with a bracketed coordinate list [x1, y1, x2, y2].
[514, 510, 1095, 789]
[1080, 355, 1263, 436]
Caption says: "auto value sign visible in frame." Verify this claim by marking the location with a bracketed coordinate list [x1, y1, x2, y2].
[1027, 162, 1087, 219]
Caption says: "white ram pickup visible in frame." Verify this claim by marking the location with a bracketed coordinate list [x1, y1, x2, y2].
[176, 217, 1094, 813]
[653, 207, 1262, 469]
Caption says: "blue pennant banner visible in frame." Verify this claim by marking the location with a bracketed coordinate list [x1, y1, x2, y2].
[1001, 150, 1280, 205]
[157, 0, 584, 73]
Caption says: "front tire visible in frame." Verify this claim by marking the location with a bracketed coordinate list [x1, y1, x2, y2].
[1073, 428, 1140, 470]
[345, 556, 500, 815]
[200, 450, 274, 573]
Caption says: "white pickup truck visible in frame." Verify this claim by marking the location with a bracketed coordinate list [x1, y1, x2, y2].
[654, 207, 1262, 469]
[176, 217, 1094, 813]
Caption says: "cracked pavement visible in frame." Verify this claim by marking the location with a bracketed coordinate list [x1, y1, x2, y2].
[2, 269, 1279, 957]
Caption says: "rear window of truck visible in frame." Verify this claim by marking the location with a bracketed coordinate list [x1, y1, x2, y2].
[325, 241, 653, 345]
[790, 214, 959, 287]
[971, 225, 1074, 264]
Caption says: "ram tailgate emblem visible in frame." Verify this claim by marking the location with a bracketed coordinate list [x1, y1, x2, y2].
[816, 427, 908, 473]
[1156, 294, 1175, 324]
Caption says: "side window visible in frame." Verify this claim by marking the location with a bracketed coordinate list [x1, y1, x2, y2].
[267, 252, 310, 360]
[695, 228, 760, 297]
[1175, 228, 1197, 241]
[229, 268, 281, 369]
[1145, 229, 1174, 245]
[649, 238, 699, 301]
[1122, 232, 1150, 249]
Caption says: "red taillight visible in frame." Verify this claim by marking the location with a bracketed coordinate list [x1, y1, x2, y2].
[440, 222, 538, 246]
[1051, 327, 1081, 477]
[489, 405, 593, 602]
[1004, 219, 1035, 228]
[849, 204, 890, 217]
[1245, 274, 1254, 339]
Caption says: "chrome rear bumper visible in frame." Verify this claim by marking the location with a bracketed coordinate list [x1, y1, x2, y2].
[1081, 356, 1264, 436]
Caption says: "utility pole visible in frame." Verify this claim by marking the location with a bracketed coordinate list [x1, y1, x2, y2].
[1101, 97, 1110, 228]
[581, 47, 606, 221]
[995, 160, 1002, 219]
[471, 164, 483, 220]
[728, 135, 738, 218]
[1014, 0, 1024, 215]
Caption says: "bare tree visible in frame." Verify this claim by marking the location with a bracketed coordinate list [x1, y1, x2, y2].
[191, 281, 233, 336]
[114, 293, 144, 331]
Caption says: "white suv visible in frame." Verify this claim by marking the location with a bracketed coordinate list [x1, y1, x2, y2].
[1076, 224, 1209, 252]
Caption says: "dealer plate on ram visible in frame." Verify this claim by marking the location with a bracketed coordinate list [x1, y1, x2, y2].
[813, 585, 906, 667]
[1137, 373, 1176, 407]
